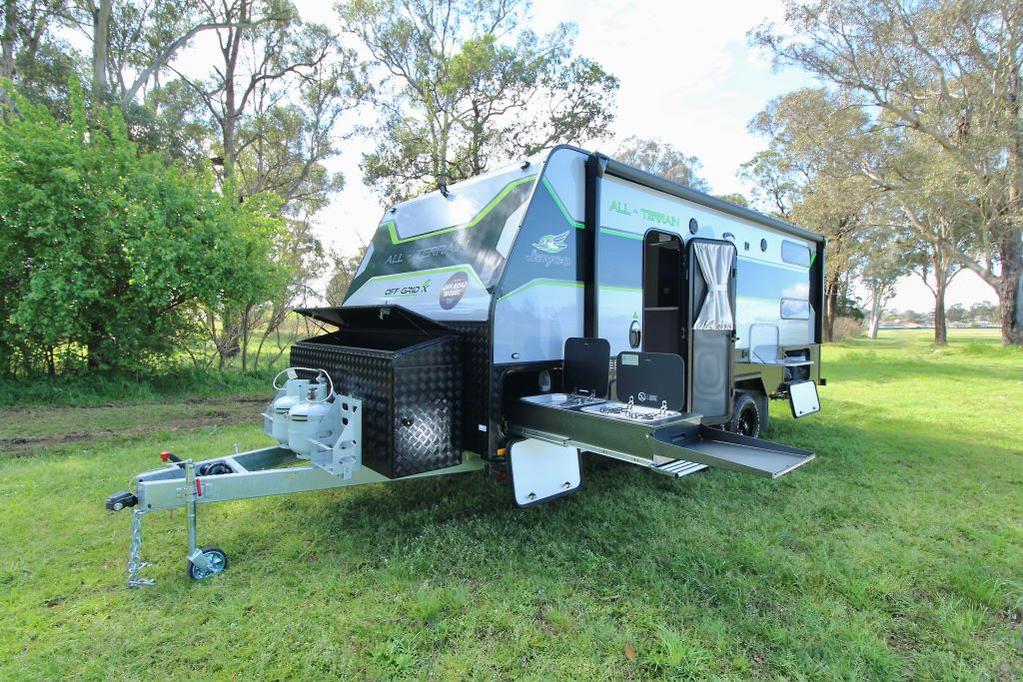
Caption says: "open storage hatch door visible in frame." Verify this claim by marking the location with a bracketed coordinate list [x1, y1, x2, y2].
[291, 305, 463, 478]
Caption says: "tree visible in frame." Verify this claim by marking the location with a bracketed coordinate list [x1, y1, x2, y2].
[858, 223, 906, 339]
[0, 81, 289, 374]
[946, 303, 968, 324]
[325, 249, 365, 306]
[162, 1, 359, 363]
[900, 309, 925, 325]
[615, 136, 711, 192]
[753, 0, 1023, 345]
[716, 192, 751, 208]
[339, 0, 619, 203]
[742, 87, 879, 340]
[863, 129, 972, 345]
[969, 300, 999, 325]
[903, 231, 962, 344]
[57, 0, 279, 106]
[0, 0, 78, 112]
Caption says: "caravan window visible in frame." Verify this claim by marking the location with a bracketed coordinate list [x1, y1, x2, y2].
[782, 240, 812, 267]
[781, 298, 810, 320]
[347, 167, 538, 296]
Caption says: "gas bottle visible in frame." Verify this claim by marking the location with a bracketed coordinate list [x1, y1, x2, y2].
[288, 380, 336, 457]
[270, 377, 311, 444]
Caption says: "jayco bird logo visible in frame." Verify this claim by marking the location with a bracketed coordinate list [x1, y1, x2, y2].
[531, 231, 569, 254]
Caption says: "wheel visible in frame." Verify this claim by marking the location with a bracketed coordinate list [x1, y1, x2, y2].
[727, 393, 761, 438]
[187, 546, 228, 581]
[755, 393, 770, 432]
[198, 461, 232, 476]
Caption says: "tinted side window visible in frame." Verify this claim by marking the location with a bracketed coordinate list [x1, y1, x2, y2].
[781, 240, 811, 267]
[781, 298, 810, 320]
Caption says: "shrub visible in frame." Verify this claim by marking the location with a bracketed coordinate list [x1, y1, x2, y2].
[832, 316, 865, 341]
[0, 79, 289, 376]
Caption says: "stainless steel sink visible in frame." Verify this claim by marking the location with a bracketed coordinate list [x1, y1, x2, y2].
[521, 393, 606, 409]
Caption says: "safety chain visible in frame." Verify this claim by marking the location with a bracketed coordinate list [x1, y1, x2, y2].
[127, 508, 155, 588]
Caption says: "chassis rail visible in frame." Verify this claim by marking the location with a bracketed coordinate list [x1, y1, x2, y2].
[114, 446, 484, 587]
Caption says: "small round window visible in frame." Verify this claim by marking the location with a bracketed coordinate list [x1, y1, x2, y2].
[760, 238, 768, 252]
[688, 218, 699, 235]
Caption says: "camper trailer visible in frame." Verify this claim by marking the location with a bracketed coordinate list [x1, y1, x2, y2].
[107, 146, 825, 584]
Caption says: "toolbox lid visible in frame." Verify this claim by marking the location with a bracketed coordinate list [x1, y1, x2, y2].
[294, 305, 454, 334]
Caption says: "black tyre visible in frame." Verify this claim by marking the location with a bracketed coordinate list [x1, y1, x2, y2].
[754, 392, 770, 432]
[187, 546, 228, 581]
[199, 461, 232, 476]
[727, 393, 761, 438]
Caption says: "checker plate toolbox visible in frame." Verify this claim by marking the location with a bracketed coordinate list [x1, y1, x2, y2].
[290, 305, 463, 478]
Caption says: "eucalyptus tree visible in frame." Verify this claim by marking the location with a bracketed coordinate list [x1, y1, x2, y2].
[0, 0, 78, 111]
[338, 0, 619, 203]
[864, 132, 973, 344]
[742, 87, 879, 341]
[615, 136, 711, 192]
[146, 1, 363, 367]
[857, 220, 907, 339]
[753, 0, 1023, 344]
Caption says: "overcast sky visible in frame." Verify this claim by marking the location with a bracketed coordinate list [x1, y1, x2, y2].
[248, 1, 999, 311]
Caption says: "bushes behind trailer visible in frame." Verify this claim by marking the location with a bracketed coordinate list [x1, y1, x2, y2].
[832, 316, 865, 341]
[0, 80, 290, 377]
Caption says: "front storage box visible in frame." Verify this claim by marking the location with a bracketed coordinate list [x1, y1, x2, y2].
[290, 306, 462, 478]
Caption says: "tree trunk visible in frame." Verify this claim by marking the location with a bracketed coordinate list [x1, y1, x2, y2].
[998, 231, 1023, 345]
[1, 0, 16, 80]
[823, 273, 839, 342]
[933, 277, 948, 346]
[867, 292, 882, 339]
[91, 0, 112, 98]
[220, 15, 244, 183]
[87, 337, 103, 370]
[241, 305, 250, 372]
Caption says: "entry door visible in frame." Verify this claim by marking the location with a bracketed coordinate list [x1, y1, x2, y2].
[641, 231, 684, 356]
[685, 239, 737, 419]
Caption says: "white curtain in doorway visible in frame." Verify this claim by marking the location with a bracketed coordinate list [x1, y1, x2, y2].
[693, 242, 735, 331]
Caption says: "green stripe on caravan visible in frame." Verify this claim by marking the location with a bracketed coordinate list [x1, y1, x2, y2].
[382, 175, 537, 245]
[496, 278, 584, 302]
[541, 177, 585, 229]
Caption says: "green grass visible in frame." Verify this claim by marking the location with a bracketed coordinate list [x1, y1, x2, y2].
[0, 367, 276, 408]
[1, 329, 1021, 679]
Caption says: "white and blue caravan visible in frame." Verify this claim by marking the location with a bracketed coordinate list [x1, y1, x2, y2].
[109, 146, 826, 582]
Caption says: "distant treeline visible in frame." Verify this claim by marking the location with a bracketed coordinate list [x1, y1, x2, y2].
[1, 0, 1020, 383]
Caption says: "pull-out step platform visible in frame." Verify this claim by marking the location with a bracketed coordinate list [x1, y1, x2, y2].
[655, 459, 709, 478]
[650, 425, 814, 478]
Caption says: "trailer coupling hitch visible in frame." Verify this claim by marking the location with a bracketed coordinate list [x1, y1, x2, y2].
[105, 490, 138, 512]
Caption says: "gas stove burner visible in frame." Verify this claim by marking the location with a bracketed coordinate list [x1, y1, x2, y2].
[563, 395, 600, 407]
[597, 404, 663, 420]
[580, 398, 683, 425]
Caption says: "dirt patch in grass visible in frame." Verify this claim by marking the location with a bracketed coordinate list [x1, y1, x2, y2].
[0, 398, 262, 457]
